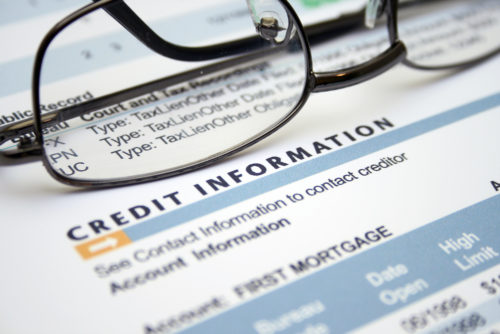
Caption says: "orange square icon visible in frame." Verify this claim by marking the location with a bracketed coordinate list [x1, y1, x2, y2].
[75, 230, 132, 260]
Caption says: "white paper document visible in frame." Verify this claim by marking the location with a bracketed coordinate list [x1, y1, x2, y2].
[1, 1, 499, 333]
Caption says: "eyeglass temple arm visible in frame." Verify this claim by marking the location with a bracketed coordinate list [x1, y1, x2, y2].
[100, 0, 269, 61]
[100, 0, 364, 61]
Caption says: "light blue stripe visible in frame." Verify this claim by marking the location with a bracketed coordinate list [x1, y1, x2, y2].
[182, 193, 500, 333]
[124, 92, 500, 241]
[0, 0, 86, 25]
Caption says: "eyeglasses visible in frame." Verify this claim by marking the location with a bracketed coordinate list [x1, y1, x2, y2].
[0, 0, 498, 187]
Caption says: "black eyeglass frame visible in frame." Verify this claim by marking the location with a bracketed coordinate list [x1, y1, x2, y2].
[0, 0, 498, 188]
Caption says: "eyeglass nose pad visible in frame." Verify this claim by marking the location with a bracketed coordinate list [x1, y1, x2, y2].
[257, 14, 287, 42]
[365, 0, 386, 29]
[245, 0, 292, 44]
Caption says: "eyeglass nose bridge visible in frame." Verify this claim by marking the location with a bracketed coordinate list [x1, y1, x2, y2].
[309, 0, 404, 93]
[311, 41, 407, 93]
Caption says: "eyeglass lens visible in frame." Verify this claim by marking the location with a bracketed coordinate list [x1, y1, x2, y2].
[39, 0, 308, 182]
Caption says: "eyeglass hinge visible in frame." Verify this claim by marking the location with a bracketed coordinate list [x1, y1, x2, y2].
[0, 142, 42, 166]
